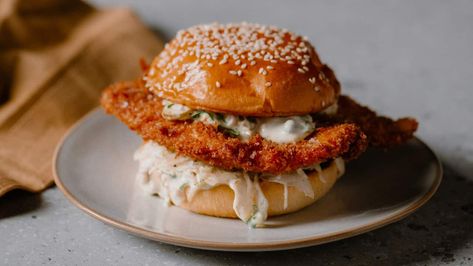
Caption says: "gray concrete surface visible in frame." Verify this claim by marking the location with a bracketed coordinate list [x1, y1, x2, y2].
[1, 0, 473, 265]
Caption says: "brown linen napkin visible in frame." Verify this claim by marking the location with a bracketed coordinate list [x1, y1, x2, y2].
[0, 0, 163, 196]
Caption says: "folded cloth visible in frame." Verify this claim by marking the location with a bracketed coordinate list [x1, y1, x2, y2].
[0, 0, 163, 196]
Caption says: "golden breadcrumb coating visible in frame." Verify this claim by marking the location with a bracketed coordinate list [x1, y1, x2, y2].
[101, 80, 368, 174]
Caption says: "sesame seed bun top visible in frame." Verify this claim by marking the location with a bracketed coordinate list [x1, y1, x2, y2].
[144, 22, 340, 116]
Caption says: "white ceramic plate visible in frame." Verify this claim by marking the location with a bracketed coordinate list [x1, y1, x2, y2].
[53, 109, 442, 251]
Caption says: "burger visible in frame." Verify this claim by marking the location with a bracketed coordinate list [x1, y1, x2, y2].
[101, 23, 418, 227]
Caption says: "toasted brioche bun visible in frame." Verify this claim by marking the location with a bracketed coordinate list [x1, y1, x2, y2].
[180, 159, 343, 218]
[144, 23, 340, 116]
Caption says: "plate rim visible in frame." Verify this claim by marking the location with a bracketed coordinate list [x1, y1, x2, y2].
[53, 108, 443, 251]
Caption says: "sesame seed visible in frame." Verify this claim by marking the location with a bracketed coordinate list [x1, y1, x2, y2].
[250, 61, 256, 66]
[237, 70, 243, 76]
[297, 68, 305, 74]
[287, 60, 294, 64]
[229, 70, 237, 75]
[241, 63, 247, 69]
[207, 62, 213, 67]
[235, 59, 241, 65]
[302, 66, 309, 71]
[314, 86, 320, 92]
[267, 65, 274, 70]
[319, 72, 327, 81]
[265, 82, 272, 87]
[216, 81, 221, 88]
[309, 77, 316, 84]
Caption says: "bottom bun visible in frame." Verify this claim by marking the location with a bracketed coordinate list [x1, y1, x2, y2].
[180, 160, 343, 218]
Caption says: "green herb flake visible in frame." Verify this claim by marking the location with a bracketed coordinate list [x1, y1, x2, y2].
[163, 172, 177, 179]
[207, 112, 215, 121]
[178, 183, 188, 191]
[218, 125, 240, 137]
[247, 117, 257, 123]
[166, 103, 174, 108]
[216, 113, 225, 122]
[191, 110, 203, 119]
[245, 206, 260, 228]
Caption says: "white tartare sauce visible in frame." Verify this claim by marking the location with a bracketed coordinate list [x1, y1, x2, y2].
[258, 115, 314, 143]
[262, 169, 314, 210]
[161, 99, 193, 120]
[161, 100, 326, 143]
[218, 114, 256, 140]
[134, 142, 345, 227]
